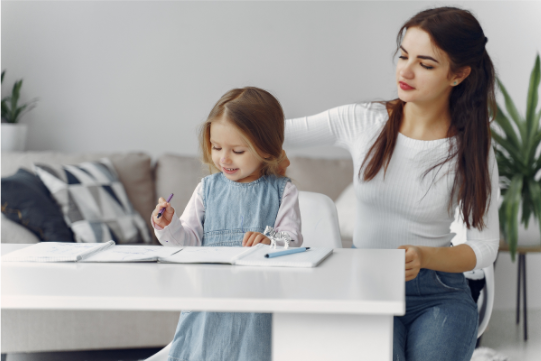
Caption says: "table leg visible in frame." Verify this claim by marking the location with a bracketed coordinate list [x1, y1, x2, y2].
[516, 253, 522, 324]
[522, 254, 528, 341]
[273, 313, 393, 361]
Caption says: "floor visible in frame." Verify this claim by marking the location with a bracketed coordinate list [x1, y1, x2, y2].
[478, 309, 541, 361]
[1, 348, 162, 361]
[3, 310, 540, 361]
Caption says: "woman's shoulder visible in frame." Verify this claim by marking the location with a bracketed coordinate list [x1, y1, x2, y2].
[337, 101, 389, 123]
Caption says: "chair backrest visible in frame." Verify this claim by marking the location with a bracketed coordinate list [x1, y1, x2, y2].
[298, 191, 342, 249]
[477, 264, 495, 338]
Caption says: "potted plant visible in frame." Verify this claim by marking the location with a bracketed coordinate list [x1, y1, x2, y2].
[491, 54, 541, 261]
[1, 70, 38, 151]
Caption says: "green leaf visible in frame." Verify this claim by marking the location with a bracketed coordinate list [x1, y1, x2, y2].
[1, 99, 9, 120]
[521, 185, 532, 228]
[493, 104, 521, 149]
[9, 80, 24, 123]
[491, 132, 526, 171]
[526, 54, 540, 135]
[535, 155, 541, 174]
[11, 103, 28, 123]
[497, 78, 525, 141]
[10, 81, 21, 120]
[494, 149, 520, 178]
[501, 174, 523, 261]
[528, 180, 541, 247]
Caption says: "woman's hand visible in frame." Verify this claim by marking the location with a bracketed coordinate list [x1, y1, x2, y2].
[398, 245, 424, 281]
[152, 197, 175, 228]
[242, 232, 271, 247]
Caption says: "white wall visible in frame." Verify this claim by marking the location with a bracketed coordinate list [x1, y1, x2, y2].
[3, 1, 541, 310]
[2, 1, 540, 159]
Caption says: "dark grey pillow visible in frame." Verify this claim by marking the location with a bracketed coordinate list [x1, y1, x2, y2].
[1, 168, 74, 242]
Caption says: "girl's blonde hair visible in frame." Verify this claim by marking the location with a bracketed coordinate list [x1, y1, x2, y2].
[199, 87, 286, 177]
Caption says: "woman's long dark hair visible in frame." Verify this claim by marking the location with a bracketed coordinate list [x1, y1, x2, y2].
[360, 7, 496, 230]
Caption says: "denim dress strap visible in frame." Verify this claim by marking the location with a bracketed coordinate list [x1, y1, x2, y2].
[168, 173, 289, 361]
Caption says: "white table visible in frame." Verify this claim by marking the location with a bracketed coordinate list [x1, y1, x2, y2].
[2, 244, 405, 360]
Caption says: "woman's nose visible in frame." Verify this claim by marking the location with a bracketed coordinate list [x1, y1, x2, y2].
[399, 63, 414, 79]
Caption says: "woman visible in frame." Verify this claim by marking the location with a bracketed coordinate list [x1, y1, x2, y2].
[283, 7, 499, 361]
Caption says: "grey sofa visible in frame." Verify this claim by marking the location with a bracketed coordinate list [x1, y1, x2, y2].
[1, 151, 353, 353]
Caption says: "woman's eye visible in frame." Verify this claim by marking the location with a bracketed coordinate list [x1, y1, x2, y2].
[233, 151, 245, 155]
[399, 56, 407, 60]
[420, 63, 434, 70]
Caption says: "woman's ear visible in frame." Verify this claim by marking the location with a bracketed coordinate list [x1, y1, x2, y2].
[452, 66, 471, 86]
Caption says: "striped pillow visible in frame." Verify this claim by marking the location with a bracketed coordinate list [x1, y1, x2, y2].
[34, 158, 151, 244]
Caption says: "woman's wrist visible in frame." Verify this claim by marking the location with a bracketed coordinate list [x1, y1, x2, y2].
[417, 245, 477, 273]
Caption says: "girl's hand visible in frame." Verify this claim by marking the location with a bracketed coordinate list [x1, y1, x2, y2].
[152, 197, 175, 228]
[398, 245, 424, 281]
[242, 232, 271, 247]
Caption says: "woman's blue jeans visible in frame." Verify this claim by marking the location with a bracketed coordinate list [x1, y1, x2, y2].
[352, 245, 478, 361]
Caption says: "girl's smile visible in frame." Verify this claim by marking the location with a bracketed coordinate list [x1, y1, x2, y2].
[210, 116, 265, 183]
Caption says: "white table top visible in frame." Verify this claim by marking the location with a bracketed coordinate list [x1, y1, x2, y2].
[2, 244, 405, 315]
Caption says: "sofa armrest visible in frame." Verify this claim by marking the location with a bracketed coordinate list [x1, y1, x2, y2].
[1, 215, 40, 244]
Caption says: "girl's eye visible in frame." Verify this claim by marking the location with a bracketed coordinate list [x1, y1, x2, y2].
[212, 147, 222, 151]
[398, 56, 407, 60]
[233, 151, 245, 155]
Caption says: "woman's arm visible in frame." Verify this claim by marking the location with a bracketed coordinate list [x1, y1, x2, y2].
[401, 148, 500, 279]
[272, 182, 303, 247]
[285, 103, 382, 151]
[151, 182, 205, 246]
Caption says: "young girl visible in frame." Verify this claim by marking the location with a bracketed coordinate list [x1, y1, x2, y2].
[151, 87, 303, 361]
[282, 7, 498, 361]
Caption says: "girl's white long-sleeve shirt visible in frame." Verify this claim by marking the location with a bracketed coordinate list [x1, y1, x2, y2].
[284, 102, 499, 270]
[152, 180, 303, 247]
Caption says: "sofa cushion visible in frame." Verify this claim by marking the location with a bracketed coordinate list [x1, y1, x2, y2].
[154, 154, 211, 217]
[1, 215, 41, 244]
[287, 157, 353, 201]
[1, 152, 156, 238]
[1, 169, 74, 242]
[34, 158, 151, 244]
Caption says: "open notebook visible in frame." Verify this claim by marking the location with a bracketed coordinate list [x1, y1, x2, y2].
[2, 241, 181, 263]
[160, 244, 334, 268]
[3, 243, 333, 268]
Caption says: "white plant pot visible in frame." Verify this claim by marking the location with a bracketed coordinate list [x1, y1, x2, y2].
[1, 123, 28, 151]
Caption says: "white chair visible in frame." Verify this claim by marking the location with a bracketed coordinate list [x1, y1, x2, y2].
[297, 191, 342, 249]
[145, 342, 172, 361]
[476, 264, 495, 338]
[145, 190, 342, 360]
[451, 218, 495, 339]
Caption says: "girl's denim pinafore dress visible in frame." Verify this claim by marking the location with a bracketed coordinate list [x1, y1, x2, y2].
[167, 172, 290, 361]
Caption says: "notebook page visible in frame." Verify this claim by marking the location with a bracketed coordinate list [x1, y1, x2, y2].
[159, 246, 257, 264]
[234, 244, 334, 268]
[81, 245, 182, 262]
[2, 241, 115, 263]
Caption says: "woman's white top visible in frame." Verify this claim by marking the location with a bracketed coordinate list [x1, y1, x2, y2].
[285, 102, 499, 270]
